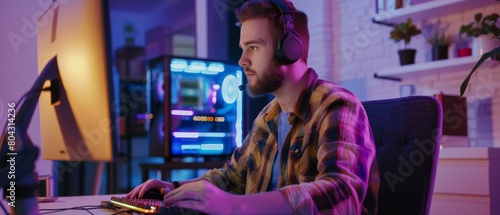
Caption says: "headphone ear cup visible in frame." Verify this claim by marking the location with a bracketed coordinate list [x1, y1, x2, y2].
[275, 30, 303, 64]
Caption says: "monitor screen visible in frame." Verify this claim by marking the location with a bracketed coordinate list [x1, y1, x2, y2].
[149, 56, 243, 158]
[37, 0, 119, 161]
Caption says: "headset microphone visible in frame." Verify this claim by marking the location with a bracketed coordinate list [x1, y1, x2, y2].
[239, 84, 246, 91]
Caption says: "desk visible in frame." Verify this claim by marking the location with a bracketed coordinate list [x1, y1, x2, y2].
[430, 147, 500, 215]
[2, 194, 129, 215]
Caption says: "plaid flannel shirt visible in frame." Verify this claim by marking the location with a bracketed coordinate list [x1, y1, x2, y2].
[202, 68, 376, 214]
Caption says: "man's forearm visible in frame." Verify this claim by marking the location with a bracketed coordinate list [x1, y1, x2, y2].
[232, 191, 293, 215]
[178, 176, 206, 186]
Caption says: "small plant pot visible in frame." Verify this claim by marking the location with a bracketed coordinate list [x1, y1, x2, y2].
[476, 34, 500, 56]
[398, 49, 416, 65]
[457, 47, 472, 58]
[431, 45, 449, 61]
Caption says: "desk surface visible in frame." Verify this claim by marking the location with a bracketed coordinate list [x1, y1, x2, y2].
[3, 194, 131, 215]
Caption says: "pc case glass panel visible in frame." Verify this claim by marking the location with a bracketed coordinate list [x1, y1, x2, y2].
[169, 58, 243, 156]
[148, 57, 243, 158]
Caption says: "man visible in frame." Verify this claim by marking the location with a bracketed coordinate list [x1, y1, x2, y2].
[127, 0, 377, 214]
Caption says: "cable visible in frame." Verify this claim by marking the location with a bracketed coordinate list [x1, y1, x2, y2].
[39, 205, 108, 215]
[109, 209, 133, 215]
[0, 87, 49, 143]
[0, 84, 43, 213]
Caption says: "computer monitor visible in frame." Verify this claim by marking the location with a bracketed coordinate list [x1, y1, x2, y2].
[36, 0, 119, 161]
[148, 56, 243, 159]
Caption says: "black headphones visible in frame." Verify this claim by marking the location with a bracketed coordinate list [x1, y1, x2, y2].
[269, 0, 303, 64]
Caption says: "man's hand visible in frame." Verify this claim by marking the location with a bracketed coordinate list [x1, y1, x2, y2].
[163, 180, 235, 214]
[125, 179, 174, 199]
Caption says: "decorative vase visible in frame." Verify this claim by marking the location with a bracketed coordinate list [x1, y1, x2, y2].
[431, 45, 449, 61]
[398, 49, 416, 65]
[472, 34, 500, 56]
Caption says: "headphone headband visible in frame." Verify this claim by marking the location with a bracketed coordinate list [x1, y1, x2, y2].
[269, 0, 289, 12]
[269, 0, 295, 31]
[267, 0, 303, 64]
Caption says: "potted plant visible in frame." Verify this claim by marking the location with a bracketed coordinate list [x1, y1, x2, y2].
[459, 13, 500, 96]
[425, 28, 453, 61]
[390, 18, 422, 65]
[459, 12, 500, 57]
[460, 41, 500, 96]
[455, 37, 472, 58]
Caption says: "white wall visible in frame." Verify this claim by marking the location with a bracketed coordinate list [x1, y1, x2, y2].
[0, 0, 53, 176]
[291, 0, 335, 81]
[291, 0, 500, 147]
[343, 2, 500, 147]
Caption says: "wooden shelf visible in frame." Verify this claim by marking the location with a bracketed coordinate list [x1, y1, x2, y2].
[374, 55, 498, 80]
[373, 0, 500, 24]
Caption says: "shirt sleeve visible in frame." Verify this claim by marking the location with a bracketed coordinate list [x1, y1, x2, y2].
[279, 98, 376, 214]
[201, 133, 252, 194]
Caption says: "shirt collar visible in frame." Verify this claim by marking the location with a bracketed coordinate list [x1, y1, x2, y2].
[263, 68, 319, 123]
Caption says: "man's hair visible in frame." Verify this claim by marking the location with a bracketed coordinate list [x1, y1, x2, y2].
[235, 0, 309, 63]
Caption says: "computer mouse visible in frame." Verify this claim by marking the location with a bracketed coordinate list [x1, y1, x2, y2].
[142, 189, 164, 200]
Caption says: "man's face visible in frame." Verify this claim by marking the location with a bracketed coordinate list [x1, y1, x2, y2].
[238, 18, 284, 97]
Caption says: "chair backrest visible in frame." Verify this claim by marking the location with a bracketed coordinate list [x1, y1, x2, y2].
[362, 96, 442, 215]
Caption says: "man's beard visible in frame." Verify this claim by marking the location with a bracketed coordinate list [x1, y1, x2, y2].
[246, 60, 284, 97]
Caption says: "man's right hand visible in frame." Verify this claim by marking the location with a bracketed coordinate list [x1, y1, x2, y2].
[125, 179, 175, 199]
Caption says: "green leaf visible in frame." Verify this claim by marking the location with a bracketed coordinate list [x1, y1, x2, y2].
[390, 18, 421, 45]
[459, 25, 473, 39]
[461, 13, 500, 38]
[460, 46, 500, 96]
[485, 13, 499, 23]
[475, 13, 483, 23]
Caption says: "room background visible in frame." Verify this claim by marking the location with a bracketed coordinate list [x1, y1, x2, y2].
[1, 0, 499, 205]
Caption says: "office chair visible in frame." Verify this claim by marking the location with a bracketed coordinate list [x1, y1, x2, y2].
[362, 96, 443, 215]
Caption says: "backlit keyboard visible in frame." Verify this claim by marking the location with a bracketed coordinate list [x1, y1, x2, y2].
[108, 196, 202, 214]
